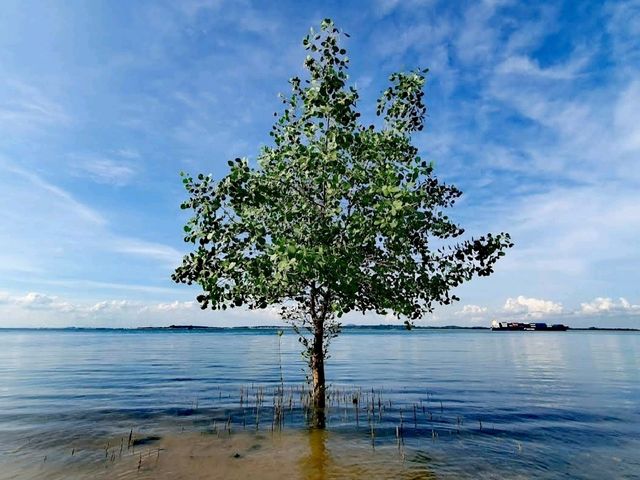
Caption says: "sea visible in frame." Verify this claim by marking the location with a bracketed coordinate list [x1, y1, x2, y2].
[0, 327, 638, 479]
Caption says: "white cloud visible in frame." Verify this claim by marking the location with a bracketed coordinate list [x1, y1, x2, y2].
[2, 289, 639, 329]
[486, 53, 639, 185]
[503, 296, 563, 317]
[115, 148, 141, 160]
[0, 80, 69, 134]
[30, 279, 181, 295]
[374, 19, 452, 59]
[495, 54, 587, 80]
[0, 290, 283, 328]
[454, 0, 506, 66]
[614, 81, 640, 153]
[72, 156, 138, 186]
[14, 292, 56, 306]
[373, 0, 403, 16]
[2, 160, 106, 225]
[3, 291, 75, 312]
[580, 297, 640, 315]
[0, 160, 182, 277]
[374, 2, 639, 316]
[175, 0, 226, 18]
[143, 301, 196, 312]
[456, 304, 488, 315]
[112, 239, 183, 265]
[605, 0, 640, 68]
[452, 304, 489, 325]
[370, 0, 439, 18]
[88, 300, 140, 313]
[487, 185, 640, 306]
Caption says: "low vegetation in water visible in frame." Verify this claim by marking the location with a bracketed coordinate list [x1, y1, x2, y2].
[9, 383, 503, 479]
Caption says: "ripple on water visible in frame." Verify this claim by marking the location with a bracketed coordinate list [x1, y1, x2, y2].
[0, 328, 638, 479]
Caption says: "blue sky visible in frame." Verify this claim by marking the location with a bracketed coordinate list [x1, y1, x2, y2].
[1, 0, 639, 328]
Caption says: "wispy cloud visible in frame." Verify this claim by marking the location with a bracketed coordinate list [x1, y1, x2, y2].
[0, 159, 182, 278]
[114, 148, 141, 160]
[605, 0, 640, 69]
[614, 80, 640, 153]
[70, 155, 138, 186]
[112, 239, 183, 266]
[495, 54, 589, 80]
[0, 80, 69, 134]
[0, 159, 105, 225]
[7, 278, 183, 296]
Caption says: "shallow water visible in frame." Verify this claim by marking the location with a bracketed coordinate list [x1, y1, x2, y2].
[0, 328, 639, 479]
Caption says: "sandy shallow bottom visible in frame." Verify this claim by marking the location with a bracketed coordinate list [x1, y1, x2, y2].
[3, 429, 436, 480]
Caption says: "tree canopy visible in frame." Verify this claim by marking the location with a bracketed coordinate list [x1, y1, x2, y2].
[172, 19, 512, 411]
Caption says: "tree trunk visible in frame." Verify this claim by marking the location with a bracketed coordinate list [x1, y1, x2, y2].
[310, 319, 326, 428]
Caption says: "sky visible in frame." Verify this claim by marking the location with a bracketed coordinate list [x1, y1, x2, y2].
[0, 0, 639, 328]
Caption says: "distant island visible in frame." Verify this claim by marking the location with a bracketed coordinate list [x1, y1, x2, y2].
[133, 324, 639, 332]
[136, 324, 492, 331]
[569, 326, 640, 332]
[0, 325, 637, 332]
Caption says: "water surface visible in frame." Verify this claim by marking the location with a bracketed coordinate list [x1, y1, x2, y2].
[0, 328, 638, 479]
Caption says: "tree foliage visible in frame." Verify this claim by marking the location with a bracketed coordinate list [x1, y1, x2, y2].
[173, 19, 512, 364]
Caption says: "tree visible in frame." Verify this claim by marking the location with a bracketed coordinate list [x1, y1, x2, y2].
[172, 19, 513, 428]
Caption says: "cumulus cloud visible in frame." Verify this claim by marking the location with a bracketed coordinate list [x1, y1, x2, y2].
[14, 292, 57, 307]
[88, 300, 140, 313]
[0, 291, 282, 328]
[580, 297, 640, 315]
[456, 304, 488, 315]
[2, 289, 640, 329]
[142, 301, 196, 312]
[1, 291, 75, 313]
[503, 296, 563, 317]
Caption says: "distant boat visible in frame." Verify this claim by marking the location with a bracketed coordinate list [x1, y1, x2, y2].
[491, 320, 568, 331]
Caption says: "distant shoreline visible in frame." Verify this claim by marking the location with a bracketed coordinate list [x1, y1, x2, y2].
[0, 325, 638, 332]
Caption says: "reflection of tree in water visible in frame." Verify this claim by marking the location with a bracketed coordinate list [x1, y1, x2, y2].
[300, 429, 436, 480]
[302, 429, 329, 480]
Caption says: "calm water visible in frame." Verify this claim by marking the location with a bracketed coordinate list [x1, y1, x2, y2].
[0, 328, 639, 479]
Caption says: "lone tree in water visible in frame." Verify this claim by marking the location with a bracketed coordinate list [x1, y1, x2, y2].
[172, 19, 512, 428]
